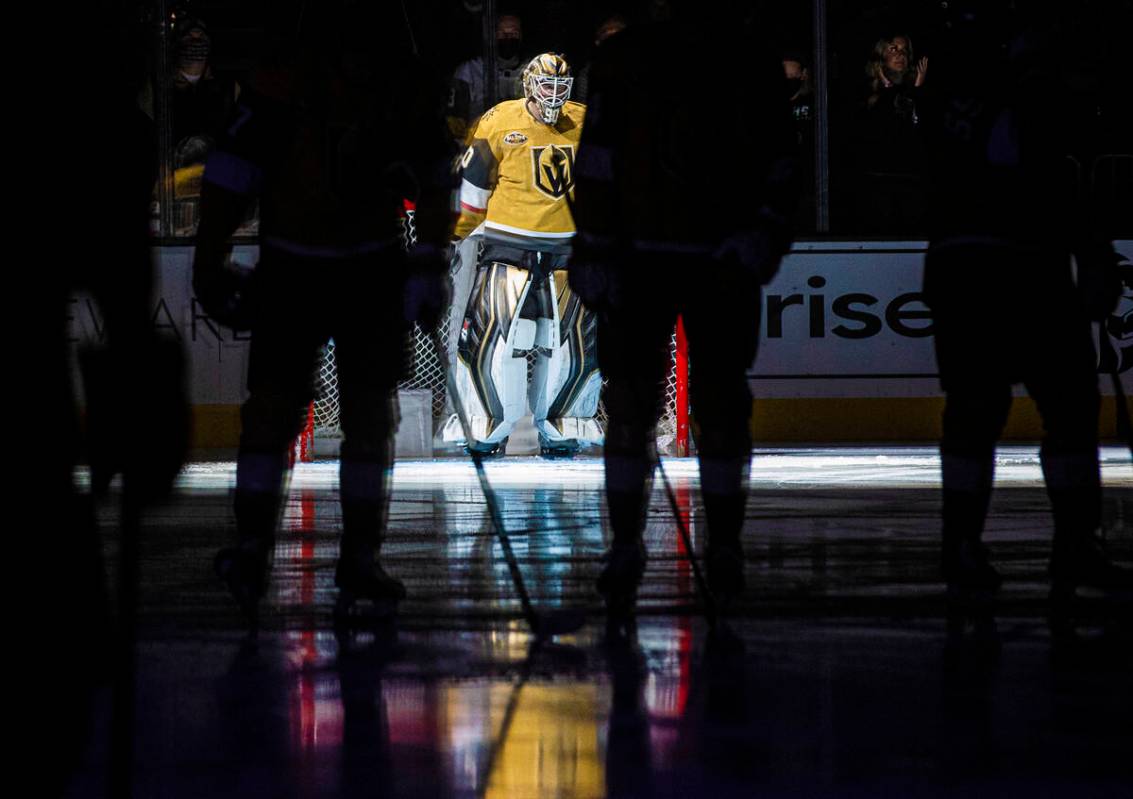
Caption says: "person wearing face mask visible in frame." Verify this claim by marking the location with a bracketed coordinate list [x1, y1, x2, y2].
[572, 14, 628, 103]
[161, 13, 240, 235]
[782, 50, 815, 232]
[782, 52, 813, 121]
[449, 14, 528, 141]
[168, 15, 237, 150]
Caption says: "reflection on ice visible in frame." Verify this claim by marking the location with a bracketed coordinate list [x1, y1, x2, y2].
[64, 439, 1132, 799]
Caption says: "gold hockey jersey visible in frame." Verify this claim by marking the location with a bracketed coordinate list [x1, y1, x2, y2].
[454, 98, 585, 245]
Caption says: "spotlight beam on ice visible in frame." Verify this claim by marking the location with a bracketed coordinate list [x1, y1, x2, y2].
[164, 446, 1133, 492]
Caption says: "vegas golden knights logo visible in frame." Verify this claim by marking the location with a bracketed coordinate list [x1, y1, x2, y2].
[531, 144, 575, 199]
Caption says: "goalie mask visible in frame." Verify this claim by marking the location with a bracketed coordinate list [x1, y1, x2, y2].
[522, 53, 573, 124]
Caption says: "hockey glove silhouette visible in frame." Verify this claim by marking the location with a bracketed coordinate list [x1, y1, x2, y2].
[714, 206, 793, 285]
[568, 232, 622, 313]
[192, 257, 258, 331]
[403, 243, 451, 329]
[1077, 243, 1123, 322]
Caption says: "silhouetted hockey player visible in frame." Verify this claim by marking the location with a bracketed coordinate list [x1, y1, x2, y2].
[920, 3, 1131, 605]
[444, 53, 603, 459]
[569, 6, 797, 616]
[48, 10, 188, 792]
[193, 5, 454, 629]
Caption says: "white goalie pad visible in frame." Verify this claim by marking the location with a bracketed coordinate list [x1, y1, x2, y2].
[529, 271, 604, 447]
[447, 236, 481, 360]
[442, 350, 527, 445]
[535, 412, 605, 447]
[442, 261, 534, 446]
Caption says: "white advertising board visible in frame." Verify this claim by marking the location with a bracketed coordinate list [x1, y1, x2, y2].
[754, 240, 1132, 398]
[68, 246, 257, 405]
[756, 242, 936, 398]
[66, 241, 1131, 443]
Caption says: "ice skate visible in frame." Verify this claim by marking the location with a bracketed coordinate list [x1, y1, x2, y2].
[539, 443, 579, 460]
[1050, 534, 1133, 605]
[333, 560, 406, 629]
[597, 542, 646, 628]
[538, 435, 580, 460]
[706, 542, 746, 607]
[465, 439, 507, 460]
[215, 544, 270, 632]
[943, 539, 1003, 605]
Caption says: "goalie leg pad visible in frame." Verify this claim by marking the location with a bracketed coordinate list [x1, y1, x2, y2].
[447, 236, 481, 360]
[531, 271, 604, 446]
[446, 261, 534, 445]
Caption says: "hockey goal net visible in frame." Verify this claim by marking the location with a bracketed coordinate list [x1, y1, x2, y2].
[299, 206, 691, 458]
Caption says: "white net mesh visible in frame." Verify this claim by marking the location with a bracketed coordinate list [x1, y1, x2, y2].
[658, 332, 682, 451]
[310, 209, 685, 452]
[311, 344, 341, 431]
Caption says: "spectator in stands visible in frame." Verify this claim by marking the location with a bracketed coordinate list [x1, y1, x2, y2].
[169, 15, 237, 149]
[783, 49, 815, 232]
[643, 0, 675, 22]
[866, 33, 927, 110]
[851, 33, 929, 234]
[783, 51, 813, 119]
[449, 14, 527, 141]
[151, 13, 240, 235]
[574, 14, 628, 103]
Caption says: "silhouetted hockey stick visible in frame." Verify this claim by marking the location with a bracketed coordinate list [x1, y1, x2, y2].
[476, 653, 531, 798]
[474, 637, 585, 798]
[436, 332, 586, 639]
[653, 453, 719, 629]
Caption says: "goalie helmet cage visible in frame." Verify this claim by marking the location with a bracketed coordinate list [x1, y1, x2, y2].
[296, 204, 692, 460]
